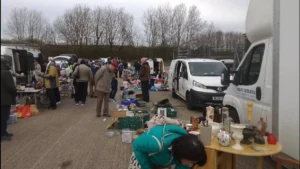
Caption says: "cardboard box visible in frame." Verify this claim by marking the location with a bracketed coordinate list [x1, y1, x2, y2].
[135, 92, 143, 101]
[112, 110, 127, 118]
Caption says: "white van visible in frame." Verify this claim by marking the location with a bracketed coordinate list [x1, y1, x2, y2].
[147, 58, 165, 74]
[169, 58, 228, 110]
[1, 45, 43, 83]
[221, 0, 299, 161]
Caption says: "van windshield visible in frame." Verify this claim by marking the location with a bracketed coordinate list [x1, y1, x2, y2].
[188, 62, 227, 76]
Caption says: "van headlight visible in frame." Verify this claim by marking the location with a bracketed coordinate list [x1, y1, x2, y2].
[193, 80, 207, 89]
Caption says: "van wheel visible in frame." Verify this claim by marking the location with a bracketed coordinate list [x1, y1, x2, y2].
[172, 89, 177, 98]
[186, 92, 195, 110]
[228, 107, 240, 123]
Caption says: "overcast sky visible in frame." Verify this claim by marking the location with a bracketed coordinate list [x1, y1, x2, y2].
[1, 0, 250, 38]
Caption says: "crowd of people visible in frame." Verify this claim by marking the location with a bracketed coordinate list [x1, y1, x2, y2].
[1, 56, 208, 169]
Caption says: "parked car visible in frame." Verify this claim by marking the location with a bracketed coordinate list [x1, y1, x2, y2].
[168, 58, 229, 110]
[54, 54, 78, 65]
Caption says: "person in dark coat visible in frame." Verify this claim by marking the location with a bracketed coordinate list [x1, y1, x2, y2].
[89, 62, 101, 98]
[139, 58, 150, 102]
[134, 60, 141, 79]
[1, 57, 17, 141]
[110, 77, 118, 101]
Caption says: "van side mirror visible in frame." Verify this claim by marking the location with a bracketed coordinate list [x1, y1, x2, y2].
[230, 68, 237, 73]
[221, 70, 230, 86]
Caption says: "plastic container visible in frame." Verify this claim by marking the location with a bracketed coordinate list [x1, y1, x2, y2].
[118, 117, 143, 130]
[106, 131, 115, 137]
[121, 129, 136, 143]
[167, 107, 177, 117]
[138, 101, 146, 107]
[155, 103, 172, 108]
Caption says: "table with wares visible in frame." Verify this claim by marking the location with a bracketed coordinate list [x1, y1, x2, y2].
[193, 136, 282, 169]
[17, 89, 43, 106]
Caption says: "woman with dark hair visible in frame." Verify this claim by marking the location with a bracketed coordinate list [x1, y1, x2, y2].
[130, 125, 207, 169]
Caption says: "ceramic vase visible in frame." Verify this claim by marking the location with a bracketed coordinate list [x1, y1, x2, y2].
[206, 106, 214, 123]
[217, 130, 231, 147]
[231, 124, 246, 150]
[209, 122, 221, 140]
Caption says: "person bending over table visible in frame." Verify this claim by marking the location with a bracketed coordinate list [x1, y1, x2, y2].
[131, 125, 207, 169]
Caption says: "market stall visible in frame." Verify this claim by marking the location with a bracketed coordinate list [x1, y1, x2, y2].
[194, 138, 282, 169]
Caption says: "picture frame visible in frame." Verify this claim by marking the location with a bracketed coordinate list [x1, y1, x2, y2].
[157, 107, 167, 117]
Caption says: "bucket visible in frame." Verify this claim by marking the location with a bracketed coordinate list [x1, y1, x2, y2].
[121, 130, 136, 143]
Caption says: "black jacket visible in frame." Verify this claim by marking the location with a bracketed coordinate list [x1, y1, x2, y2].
[134, 61, 141, 71]
[1, 66, 17, 106]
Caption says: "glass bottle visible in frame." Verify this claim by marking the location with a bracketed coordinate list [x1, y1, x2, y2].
[222, 107, 230, 132]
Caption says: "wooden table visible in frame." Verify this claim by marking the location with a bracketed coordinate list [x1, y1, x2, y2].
[194, 137, 282, 169]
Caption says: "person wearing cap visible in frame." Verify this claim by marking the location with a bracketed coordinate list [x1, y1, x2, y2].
[1, 57, 17, 141]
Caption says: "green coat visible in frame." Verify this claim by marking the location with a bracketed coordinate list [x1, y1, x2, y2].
[132, 125, 190, 169]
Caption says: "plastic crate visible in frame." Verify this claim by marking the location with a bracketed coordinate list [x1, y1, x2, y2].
[118, 117, 143, 130]
[155, 103, 172, 108]
[167, 107, 177, 117]
[133, 109, 150, 122]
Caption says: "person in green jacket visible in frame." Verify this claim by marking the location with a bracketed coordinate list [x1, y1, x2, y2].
[132, 125, 207, 169]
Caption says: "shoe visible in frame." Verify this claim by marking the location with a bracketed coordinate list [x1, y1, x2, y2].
[1, 136, 12, 141]
[103, 114, 111, 117]
[75, 103, 79, 106]
[96, 114, 101, 117]
[5, 133, 14, 137]
[81, 104, 84, 106]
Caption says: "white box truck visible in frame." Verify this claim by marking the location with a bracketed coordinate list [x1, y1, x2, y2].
[221, 0, 299, 161]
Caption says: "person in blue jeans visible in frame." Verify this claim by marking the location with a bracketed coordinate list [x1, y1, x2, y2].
[110, 77, 118, 101]
[118, 63, 124, 79]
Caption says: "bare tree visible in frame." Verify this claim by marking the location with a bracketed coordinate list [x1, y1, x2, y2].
[26, 9, 46, 40]
[184, 5, 206, 49]
[92, 7, 105, 45]
[172, 3, 187, 48]
[41, 22, 57, 44]
[103, 6, 121, 48]
[6, 8, 28, 40]
[116, 12, 134, 50]
[143, 8, 159, 47]
[54, 4, 92, 45]
[156, 4, 172, 46]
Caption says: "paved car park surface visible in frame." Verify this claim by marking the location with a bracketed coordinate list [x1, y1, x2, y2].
[1, 79, 277, 169]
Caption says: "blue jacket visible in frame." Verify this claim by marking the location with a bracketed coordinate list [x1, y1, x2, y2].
[118, 64, 124, 71]
[91, 66, 100, 77]
[133, 125, 190, 169]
